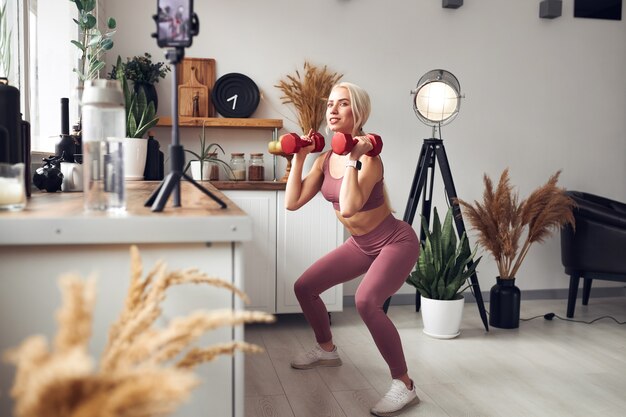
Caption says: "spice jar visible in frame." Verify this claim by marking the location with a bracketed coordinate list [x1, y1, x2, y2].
[207, 152, 220, 181]
[248, 153, 265, 181]
[230, 153, 246, 181]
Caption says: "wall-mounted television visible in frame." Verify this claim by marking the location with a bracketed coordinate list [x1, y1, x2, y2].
[574, 0, 622, 20]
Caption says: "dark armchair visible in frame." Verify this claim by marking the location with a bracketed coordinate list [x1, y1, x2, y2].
[560, 191, 626, 317]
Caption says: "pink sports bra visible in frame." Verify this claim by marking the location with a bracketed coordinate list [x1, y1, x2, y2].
[320, 151, 385, 212]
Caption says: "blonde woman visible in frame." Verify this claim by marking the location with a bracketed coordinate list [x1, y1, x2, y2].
[285, 82, 420, 416]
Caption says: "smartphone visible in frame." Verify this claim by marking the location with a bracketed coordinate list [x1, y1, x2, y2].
[156, 0, 195, 47]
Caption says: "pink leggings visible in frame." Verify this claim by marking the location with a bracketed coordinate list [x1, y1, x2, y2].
[294, 214, 419, 379]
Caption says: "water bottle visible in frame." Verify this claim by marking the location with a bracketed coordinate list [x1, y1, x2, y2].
[81, 80, 126, 211]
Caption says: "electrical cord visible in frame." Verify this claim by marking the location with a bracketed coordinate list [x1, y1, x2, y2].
[520, 312, 626, 325]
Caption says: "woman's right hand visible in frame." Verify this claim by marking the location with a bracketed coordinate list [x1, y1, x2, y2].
[295, 129, 316, 158]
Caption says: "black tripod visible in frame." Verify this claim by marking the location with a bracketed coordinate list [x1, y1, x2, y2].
[383, 138, 489, 332]
[145, 47, 227, 212]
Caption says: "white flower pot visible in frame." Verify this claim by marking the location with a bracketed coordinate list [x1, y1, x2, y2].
[420, 294, 465, 339]
[121, 138, 148, 180]
[190, 160, 211, 181]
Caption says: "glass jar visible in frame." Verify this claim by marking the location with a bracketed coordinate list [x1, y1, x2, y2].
[248, 153, 265, 181]
[207, 152, 220, 181]
[230, 153, 246, 181]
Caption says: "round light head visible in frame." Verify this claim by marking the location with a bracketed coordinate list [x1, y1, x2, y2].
[412, 69, 461, 127]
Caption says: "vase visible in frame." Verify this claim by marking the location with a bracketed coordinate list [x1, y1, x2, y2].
[489, 277, 521, 329]
[134, 82, 158, 112]
[420, 295, 465, 339]
[121, 138, 148, 181]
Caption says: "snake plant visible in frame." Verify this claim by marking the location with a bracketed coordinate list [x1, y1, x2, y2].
[406, 206, 481, 300]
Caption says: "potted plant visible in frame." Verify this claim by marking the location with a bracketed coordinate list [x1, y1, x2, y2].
[406, 206, 481, 339]
[109, 56, 159, 180]
[70, 0, 116, 84]
[456, 168, 575, 329]
[184, 120, 233, 181]
[108, 53, 170, 111]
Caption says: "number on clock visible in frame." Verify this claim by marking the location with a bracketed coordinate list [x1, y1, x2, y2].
[227, 94, 238, 110]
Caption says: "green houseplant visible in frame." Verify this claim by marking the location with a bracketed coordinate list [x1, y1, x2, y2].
[111, 56, 159, 139]
[456, 168, 575, 329]
[406, 206, 481, 338]
[108, 53, 170, 111]
[70, 0, 116, 83]
[184, 120, 233, 181]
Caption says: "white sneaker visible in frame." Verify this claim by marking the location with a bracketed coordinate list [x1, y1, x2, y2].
[290, 345, 342, 370]
[370, 379, 420, 416]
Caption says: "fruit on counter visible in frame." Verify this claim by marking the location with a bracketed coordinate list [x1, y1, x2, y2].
[268, 140, 283, 155]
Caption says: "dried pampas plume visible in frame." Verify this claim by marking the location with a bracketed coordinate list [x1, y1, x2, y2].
[275, 61, 343, 133]
[456, 169, 576, 279]
[3, 245, 275, 417]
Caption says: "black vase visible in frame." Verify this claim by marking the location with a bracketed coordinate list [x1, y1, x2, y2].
[489, 277, 521, 329]
[134, 82, 158, 112]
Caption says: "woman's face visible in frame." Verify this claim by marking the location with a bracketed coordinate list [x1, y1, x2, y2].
[326, 87, 355, 134]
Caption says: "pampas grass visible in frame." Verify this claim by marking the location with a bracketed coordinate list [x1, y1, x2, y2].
[275, 61, 343, 133]
[3, 245, 275, 417]
[456, 169, 575, 279]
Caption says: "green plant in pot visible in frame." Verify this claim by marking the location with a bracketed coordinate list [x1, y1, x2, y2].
[108, 53, 170, 112]
[406, 206, 481, 339]
[110, 56, 159, 180]
[70, 0, 116, 83]
[456, 168, 575, 329]
[111, 57, 159, 139]
[184, 120, 233, 181]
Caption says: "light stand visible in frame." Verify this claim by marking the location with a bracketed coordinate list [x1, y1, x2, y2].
[145, 12, 226, 212]
[382, 69, 489, 332]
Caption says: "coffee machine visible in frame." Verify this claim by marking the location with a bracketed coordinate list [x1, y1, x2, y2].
[0, 78, 32, 196]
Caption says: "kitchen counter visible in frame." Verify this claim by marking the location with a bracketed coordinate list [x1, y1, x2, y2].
[0, 180, 250, 417]
[211, 180, 286, 191]
[0, 181, 252, 245]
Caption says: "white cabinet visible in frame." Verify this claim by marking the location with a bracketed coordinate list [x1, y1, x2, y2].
[224, 190, 344, 314]
[223, 190, 277, 313]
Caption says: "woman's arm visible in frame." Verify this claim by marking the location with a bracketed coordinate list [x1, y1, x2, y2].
[339, 138, 383, 218]
[284, 137, 325, 211]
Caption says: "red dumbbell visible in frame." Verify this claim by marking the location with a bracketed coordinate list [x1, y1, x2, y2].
[331, 133, 383, 157]
[280, 132, 325, 155]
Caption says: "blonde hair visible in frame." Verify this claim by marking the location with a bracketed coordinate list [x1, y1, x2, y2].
[330, 82, 371, 136]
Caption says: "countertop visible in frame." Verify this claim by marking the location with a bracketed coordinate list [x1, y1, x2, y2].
[0, 181, 252, 246]
[211, 180, 286, 191]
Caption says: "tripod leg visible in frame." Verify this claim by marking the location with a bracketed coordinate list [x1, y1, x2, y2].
[434, 144, 490, 332]
[383, 141, 435, 314]
[182, 173, 228, 209]
[145, 180, 164, 207]
[150, 171, 182, 212]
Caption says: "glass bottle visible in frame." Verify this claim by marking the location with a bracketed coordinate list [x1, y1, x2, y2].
[248, 153, 265, 181]
[230, 153, 246, 181]
[81, 79, 126, 212]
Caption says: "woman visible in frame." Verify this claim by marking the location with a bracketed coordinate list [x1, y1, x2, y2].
[285, 82, 420, 416]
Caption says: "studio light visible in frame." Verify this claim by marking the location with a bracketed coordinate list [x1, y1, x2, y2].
[384, 69, 489, 331]
[412, 69, 462, 133]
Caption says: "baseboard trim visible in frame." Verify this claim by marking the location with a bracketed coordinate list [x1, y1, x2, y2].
[343, 286, 626, 307]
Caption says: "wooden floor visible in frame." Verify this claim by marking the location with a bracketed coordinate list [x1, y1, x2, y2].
[244, 296, 626, 417]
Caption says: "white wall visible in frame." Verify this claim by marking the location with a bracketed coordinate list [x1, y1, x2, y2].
[105, 0, 626, 295]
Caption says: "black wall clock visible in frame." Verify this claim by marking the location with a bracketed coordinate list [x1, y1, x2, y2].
[211, 73, 260, 118]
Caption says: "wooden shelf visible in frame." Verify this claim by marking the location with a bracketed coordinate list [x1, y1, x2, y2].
[157, 116, 282, 129]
